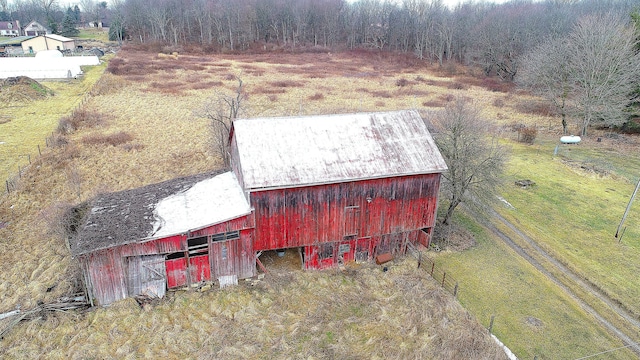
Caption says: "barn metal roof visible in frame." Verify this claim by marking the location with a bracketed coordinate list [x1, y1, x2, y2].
[70, 171, 251, 256]
[232, 110, 447, 190]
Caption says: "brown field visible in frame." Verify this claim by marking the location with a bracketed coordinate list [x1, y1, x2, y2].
[0, 47, 560, 358]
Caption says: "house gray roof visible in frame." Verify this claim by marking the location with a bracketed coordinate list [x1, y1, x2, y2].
[231, 110, 447, 191]
[70, 170, 251, 256]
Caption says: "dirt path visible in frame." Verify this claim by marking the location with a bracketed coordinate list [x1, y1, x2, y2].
[468, 206, 640, 357]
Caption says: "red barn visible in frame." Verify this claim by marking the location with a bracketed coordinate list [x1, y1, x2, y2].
[71, 110, 447, 306]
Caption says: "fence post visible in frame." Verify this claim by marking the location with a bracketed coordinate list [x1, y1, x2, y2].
[453, 282, 458, 298]
[28, 154, 31, 164]
[417, 252, 422, 269]
[430, 262, 435, 276]
[488, 314, 495, 334]
[38, 145, 41, 156]
[5, 180, 9, 193]
[442, 271, 446, 286]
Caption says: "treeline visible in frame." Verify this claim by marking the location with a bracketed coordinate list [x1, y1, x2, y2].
[110, 0, 640, 80]
[2, 0, 640, 79]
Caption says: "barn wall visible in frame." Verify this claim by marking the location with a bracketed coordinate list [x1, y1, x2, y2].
[83, 214, 256, 305]
[189, 213, 254, 238]
[83, 249, 128, 305]
[302, 230, 423, 270]
[252, 173, 441, 251]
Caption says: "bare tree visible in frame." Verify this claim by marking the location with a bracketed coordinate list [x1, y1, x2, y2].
[195, 77, 246, 168]
[519, 13, 640, 136]
[432, 97, 508, 226]
[567, 14, 640, 136]
[518, 36, 572, 133]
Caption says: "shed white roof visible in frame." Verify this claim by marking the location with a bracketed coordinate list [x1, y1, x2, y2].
[150, 171, 251, 238]
[44, 34, 74, 42]
[232, 110, 447, 190]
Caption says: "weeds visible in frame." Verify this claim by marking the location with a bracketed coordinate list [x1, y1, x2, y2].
[81, 132, 134, 146]
[515, 100, 556, 117]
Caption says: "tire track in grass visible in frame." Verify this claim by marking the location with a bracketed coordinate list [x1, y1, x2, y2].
[468, 206, 640, 357]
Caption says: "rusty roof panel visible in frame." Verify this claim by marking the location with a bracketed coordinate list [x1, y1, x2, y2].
[232, 110, 447, 190]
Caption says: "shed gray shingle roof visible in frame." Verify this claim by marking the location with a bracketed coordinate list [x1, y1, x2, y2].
[70, 171, 226, 256]
[232, 110, 447, 191]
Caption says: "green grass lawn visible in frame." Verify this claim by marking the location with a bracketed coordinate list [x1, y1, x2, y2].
[434, 135, 640, 359]
[0, 61, 107, 186]
[499, 140, 640, 317]
[74, 28, 110, 42]
[434, 212, 636, 360]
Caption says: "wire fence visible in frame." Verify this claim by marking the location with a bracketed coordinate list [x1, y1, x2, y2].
[406, 242, 458, 297]
[1, 76, 102, 197]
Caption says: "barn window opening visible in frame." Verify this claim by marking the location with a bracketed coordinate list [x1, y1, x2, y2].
[166, 252, 185, 260]
[188, 236, 208, 256]
[318, 243, 334, 260]
[211, 230, 240, 242]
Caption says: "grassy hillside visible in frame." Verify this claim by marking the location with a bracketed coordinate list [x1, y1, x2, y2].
[0, 47, 637, 358]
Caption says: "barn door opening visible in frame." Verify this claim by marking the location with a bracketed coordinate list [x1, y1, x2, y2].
[127, 255, 166, 299]
[337, 241, 354, 265]
[355, 237, 372, 263]
[188, 236, 210, 283]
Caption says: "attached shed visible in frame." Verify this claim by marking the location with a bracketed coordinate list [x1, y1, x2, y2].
[70, 171, 255, 306]
[73, 110, 447, 306]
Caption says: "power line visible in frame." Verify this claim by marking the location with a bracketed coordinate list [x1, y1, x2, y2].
[573, 342, 640, 360]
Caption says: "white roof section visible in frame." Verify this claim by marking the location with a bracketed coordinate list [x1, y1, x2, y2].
[232, 110, 447, 190]
[35, 49, 63, 58]
[0, 55, 99, 79]
[44, 34, 74, 42]
[150, 172, 251, 238]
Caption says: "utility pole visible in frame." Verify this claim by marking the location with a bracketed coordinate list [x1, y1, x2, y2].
[615, 178, 640, 242]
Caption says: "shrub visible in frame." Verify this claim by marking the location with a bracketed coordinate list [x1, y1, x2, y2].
[269, 80, 304, 88]
[516, 100, 556, 117]
[57, 109, 106, 134]
[480, 78, 514, 92]
[518, 126, 538, 144]
[395, 78, 410, 87]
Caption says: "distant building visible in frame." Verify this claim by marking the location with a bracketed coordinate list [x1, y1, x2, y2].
[0, 36, 33, 56]
[22, 21, 48, 36]
[0, 21, 21, 37]
[21, 34, 75, 54]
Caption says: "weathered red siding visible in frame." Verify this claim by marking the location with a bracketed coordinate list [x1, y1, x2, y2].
[252, 173, 441, 252]
[82, 214, 256, 305]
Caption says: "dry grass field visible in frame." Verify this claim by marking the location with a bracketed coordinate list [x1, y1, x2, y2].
[0, 46, 608, 358]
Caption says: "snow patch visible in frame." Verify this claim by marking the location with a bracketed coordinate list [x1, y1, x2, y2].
[492, 334, 518, 360]
[151, 172, 250, 238]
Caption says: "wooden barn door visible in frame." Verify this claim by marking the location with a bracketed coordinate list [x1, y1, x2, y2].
[355, 237, 373, 263]
[211, 239, 239, 284]
[126, 255, 166, 298]
[188, 236, 210, 283]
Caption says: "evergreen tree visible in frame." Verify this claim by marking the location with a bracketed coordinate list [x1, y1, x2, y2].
[60, 8, 80, 37]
